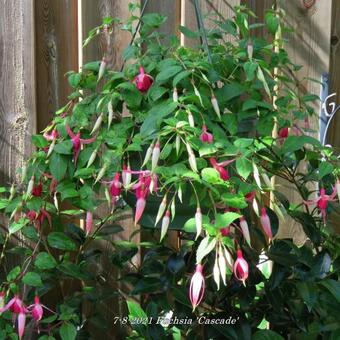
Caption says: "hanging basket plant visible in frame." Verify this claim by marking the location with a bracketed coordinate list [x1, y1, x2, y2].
[0, 4, 339, 339]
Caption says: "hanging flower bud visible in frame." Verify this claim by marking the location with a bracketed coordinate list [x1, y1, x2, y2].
[240, 217, 251, 247]
[95, 164, 107, 184]
[336, 179, 340, 202]
[91, 113, 103, 135]
[223, 246, 234, 270]
[87, 148, 98, 168]
[173, 87, 178, 102]
[135, 196, 146, 225]
[218, 245, 227, 286]
[26, 176, 34, 198]
[142, 143, 154, 167]
[186, 143, 198, 172]
[178, 184, 183, 203]
[211, 94, 221, 119]
[18, 308, 26, 340]
[150, 173, 158, 193]
[260, 208, 273, 241]
[98, 57, 106, 81]
[0, 292, 5, 310]
[213, 256, 220, 290]
[134, 66, 153, 93]
[105, 187, 111, 208]
[175, 135, 181, 155]
[195, 207, 202, 240]
[9, 184, 16, 201]
[160, 210, 170, 241]
[53, 192, 59, 211]
[122, 163, 132, 188]
[189, 264, 205, 310]
[152, 140, 161, 171]
[233, 249, 249, 285]
[108, 101, 114, 129]
[247, 40, 253, 59]
[85, 211, 93, 235]
[200, 125, 213, 144]
[187, 110, 195, 127]
[170, 198, 175, 220]
[155, 195, 167, 226]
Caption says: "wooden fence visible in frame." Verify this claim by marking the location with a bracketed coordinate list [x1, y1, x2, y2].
[0, 0, 339, 336]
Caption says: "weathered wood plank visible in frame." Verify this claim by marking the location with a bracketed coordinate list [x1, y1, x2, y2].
[328, 0, 340, 148]
[35, 0, 78, 131]
[81, 1, 140, 337]
[0, 0, 36, 186]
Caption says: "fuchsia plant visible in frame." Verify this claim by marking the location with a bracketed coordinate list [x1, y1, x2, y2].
[0, 5, 340, 339]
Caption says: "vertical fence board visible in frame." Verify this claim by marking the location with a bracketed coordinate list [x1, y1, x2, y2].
[328, 0, 340, 148]
[35, 0, 78, 131]
[0, 0, 36, 186]
[81, 1, 140, 337]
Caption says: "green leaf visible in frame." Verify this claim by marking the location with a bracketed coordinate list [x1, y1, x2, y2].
[48, 232, 77, 251]
[32, 135, 49, 148]
[122, 45, 138, 61]
[253, 330, 284, 340]
[156, 65, 182, 83]
[222, 193, 248, 209]
[265, 12, 279, 34]
[196, 236, 217, 263]
[281, 136, 321, 154]
[54, 140, 73, 155]
[243, 61, 258, 81]
[236, 157, 252, 179]
[22, 271, 43, 287]
[97, 224, 124, 237]
[183, 215, 209, 233]
[217, 82, 244, 103]
[179, 26, 198, 38]
[140, 101, 178, 137]
[35, 252, 57, 269]
[215, 212, 241, 228]
[148, 86, 168, 101]
[7, 266, 20, 281]
[296, 282, 317, 312]
[49, 153, 68, 181]
[68, 73, 81, 88]
[9, 218, 28, 234]
[127, 300, 147, 319]
[320, 279, 340, 303]
[318, 162, 333, 179]
[201, 168, 220, 184]
[173, 70, 192, 87]
[141, 13, 167, 27]
[199, 144, 217, 157]
[59, 323, 77, 340]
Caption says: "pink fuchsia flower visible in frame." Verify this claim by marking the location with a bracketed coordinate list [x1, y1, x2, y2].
[151, 140, 160, 171]
[133, 174, 152, 225]
[0, 295, 25, 314]
[209, 158, 230, 181]
[134, 67, 153, 93]
[233, 249, 249, 284]
[200, 125, 213, 144]
[336, 179, 340, 202]
[32, 182, 43, 197]
[66, 125, 96, 165]
[29, 296, 43, 322]
[189, 264, 205, 310]
[108, 173, 122, 208]
[278, 127, 289, 139]
[245, 191, 256, 202]
[304, 188, 337, 224]
[260, 208, 273, 241]
[220, 227, 231, 237]
[43, 129, 58, 141]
